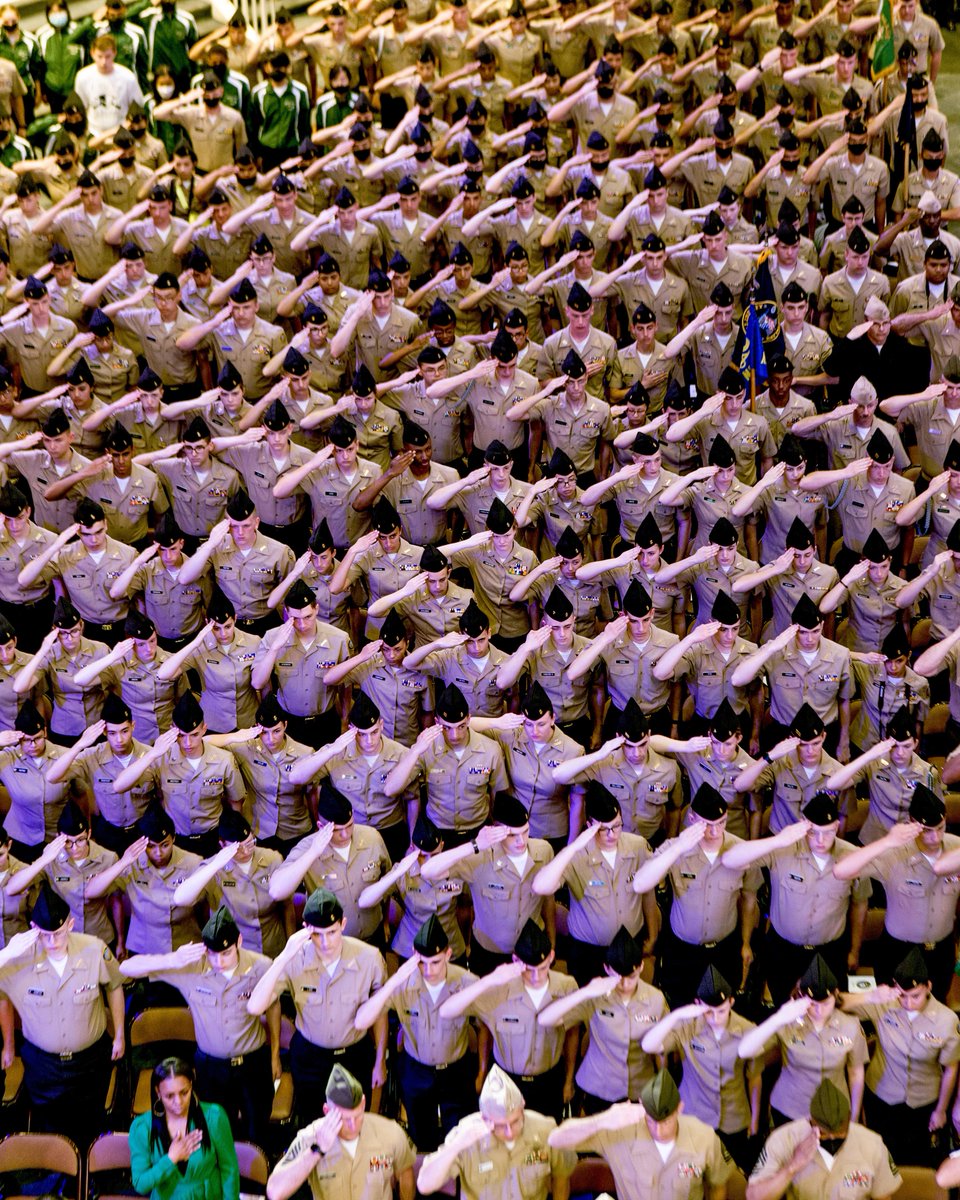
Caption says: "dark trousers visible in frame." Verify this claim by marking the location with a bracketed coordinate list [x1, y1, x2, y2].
[21, 1033, 111, 1151]
[285, 708, 342, 750]
[0, 595, 53, 654]
[261, 514, 311, 556]
[468, 940, 511, 977]
[9, 839, 42, 864]
[720, 1129, 762, 1176]
[396, 1049, 475, 1152]
[658, 926, 743, 1007]
[863, 1090, 944, 1168]
[565, 936, 608, 988]
[195, 1044, 273, 1146]
[162, 381, 202, 404]
[289, 1031, 374, 1126]
[877, 930, 956, 1000]
[490, 633, 527, 653]
[505, 1059, 565, 1123]
[559, 715, 593, 750]
[174, 829, 221, 859]
[92, 814, 141, 855]
[82, 619, 126, 648]
[157, 632, 195, 653]
[259, 832, 307, 858]
[764, 927, 849, 1009]
[435, 824, 482, 850]
[378, 821, 411, 867]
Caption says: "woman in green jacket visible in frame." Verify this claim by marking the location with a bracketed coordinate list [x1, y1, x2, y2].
[130, 1058, 240, 1200]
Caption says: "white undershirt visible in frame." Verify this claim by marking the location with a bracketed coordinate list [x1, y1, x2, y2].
[654, 1140, 676, 1162]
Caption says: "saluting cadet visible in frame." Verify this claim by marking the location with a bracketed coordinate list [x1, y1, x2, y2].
[439, 920, 578, 1122]
[246, 887, 388, 1119]
[642, 967, 763, 1171]
[354, 915, 477, 1151]
[120, 906, 278, 1145]
[0, 701, 70, 862]
[404, 600, 510, 719]
[548, 1068, 734, 1200]
[0, 887, 124, 1150]
[418, 1065, 576, 1200]
[747, 1080, 900, 1200]
[268, 1064, 416, 1200]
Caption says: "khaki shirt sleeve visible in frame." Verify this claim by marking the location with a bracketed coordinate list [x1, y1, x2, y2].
[99, 943, 124, 990]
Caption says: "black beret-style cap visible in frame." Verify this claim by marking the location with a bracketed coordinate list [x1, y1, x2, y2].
[57, 799, 89, 837]
[797, 952, 838, 1000]
[328, 416, 358, 449]
[303, 886, 344, 928]
[697, 964, 735, 1006]
[709, 697, 741, 742]
[137, 804, 175, 843]
[521, 680, 554, 720]
[485, 497, 515, 534]
[709, 516, 738, 547]
[459, 599, 489, 637]
[792, 593, 823, 629]
[708, 435, 736, 468]
[183, 416, 212, 443]
[412, 813, 442, 852]
[172, 691, 205, 733]
[413, 914, 449, 956]
[711, 590, 740, 626]
[255, 693, 287, 729]
[585, 779, 620, 824]
[543, 586, 574, 623]
[555, 525, 583, 560]
[561, 349, 586, 379]
[310, 519, 334, 554]
[262, 399, 291, 432]
[66, 358, 94, 387]
[436, 683, 470, 722]
[847, 226, 870, 254]
[861, 528, 892, 562]
[102, 693, 133, 724]
[803, 792, 839, 826]
[893, 947, 930, 989]
[348, 690, 381, 731]
[226, 489, 256, 521]
[317, 778, 353, 825]
[778, 434, 806, 467]
[492, 791, 530, 828]
[490, 328, 519, 364]
[909, 782, 945, 827]
[30, 884, 71, 932]
[218, 806, 251, 844]
[691, 782, 728, 820]
[485, 439, 512, 467]
[53, 597, 82, 629]
[42, 408, 70, 437]
[791, 702, 825, 741]
[202, 907, 240, 951]
[514, 918, 551, 966]
[380, 609, 408, 647]
[605, 925, 643, 976]
[14, 700, 46, 736]
[635, 513, 664, 550]
[618, 698, 649, 742]
[420, 545, 447, 573]
[623, 580, 653, 618]
[284, 579, 317, 612]
[371, 497, 401, 534]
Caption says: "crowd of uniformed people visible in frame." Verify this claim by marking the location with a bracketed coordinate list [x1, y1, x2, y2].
[9, 0, 960, 1197]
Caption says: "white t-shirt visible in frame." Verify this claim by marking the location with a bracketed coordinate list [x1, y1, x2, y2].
[74, 63, 144, 134]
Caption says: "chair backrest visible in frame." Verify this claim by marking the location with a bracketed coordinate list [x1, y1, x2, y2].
[899, 1166, 947, 1200]
[569, 1157, 615, 1198]
[88, 1133, 131, 1174]
[130, 1007, 197, 1049]
[235, 1141, 269, 1189]
[0, 1133, 80, 1199]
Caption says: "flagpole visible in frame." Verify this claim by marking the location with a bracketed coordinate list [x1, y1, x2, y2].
[750, 367, 756, 414]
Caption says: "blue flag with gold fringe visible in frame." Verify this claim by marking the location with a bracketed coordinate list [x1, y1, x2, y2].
[734, 249, 783, 388]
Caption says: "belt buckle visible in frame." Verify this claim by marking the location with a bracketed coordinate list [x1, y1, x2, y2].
[60, 1051, 73, 1061]
[521, 1075, 535, 1082]
[333, 1047, 346, 1057]
[924, 941, 936, 951]
[704, 941, 718, 949]
[230, 1055, 244, 1067]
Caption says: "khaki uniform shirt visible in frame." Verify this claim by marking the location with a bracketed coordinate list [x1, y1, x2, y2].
[819, 154, 890, 225]
[759, 167, 813, 230]
[754, 749, 844, 835]
[668, 249, 755, 318]
[0, 859, 34, 950]
[220, 442, 311, 528]
[0, 744, 69, 847]
[291, 825, 391, 942]
[676, 553, 758, 639]
[347, 308, 421, 385]
[155, 948, 272, 1058]
[893, 396, 960, 480]
[563, 980, 667, 1101]
[169, 104, 245, 172]
[654, 831, 761, 945]
[393, 865, 466, 961]
[128, 556, 211, 642]
[247, 208, 315, 277]
[448, 838, 553, 954]
[340, 655, 431, 747]
[342, 538, 422, 640]
[823, 472, 916, 557]
[418, 644, 509, 718]
[71, 739, 158, 831]
[210, 533, 295, 622]
[314, 219, 383, 291]
[625, 205, 695, 251]
[540, 328, 621, 403]
[752, 837, 870, 946]
[118, 307, 202, 388]
[0, 521, 58, 604]
[484, 726, 584, 843]
[288, 1113, 415, 1200]
[812, 414, 910, 473]
[394, 581, 472, 646]
[254, 619, 351, 720]
[156, 741, 245, 836]
[459, 369, 540, 456]
[388, 965, 475, 1066]
[0, 313, 77, 394]
[43, 636, 117, 738]
[768, 1009, 869, 1120]
[857, 754, 942, 846]
[751, 1120, 900, 1200]
[584, 748, 681, 841]
[581, 1114, 733, 1200]
[0, 934, 122, 1054]
[765, 637, 853, 727]
[451, 477, 531, 536]
[819, 268, 892, 338]
[319, 736, 411, 834]
[850, 660, 929, 750]
[561, 832, 651, 945]
[838, 574, 908, 654]
[80, 463, 167, 545]
[766, 563, 840, 639]
[122, 216, 190, 276]
[231, 735, 314, 844]
[301, 458, 380, 551]
[440, 1110, 574, 1200]
[181, 628, 261, 731]
[115, 845, 204, 953]
[49, 205, 122, 279]
[665, 1013, 762, 1134]
[448, 542, 538, 640]
[865, 834, 960, 944]
[190, 221, 253, 280]
[754, 480, 824, 564]
[380, 379, 470, 466]
[528, 570, 602, 638]
[571, 91, 639, 149]
[208, 316, 287, 401]
[613, 269, 693, 343]
[674, 634, 759, 720]
[202, 849, 287, 959]
[414, 728, 509, 832]
[470, 969, 578, 1076]
[278, 935, 386, 1049]
[596, 626, 678, 716]
[677, 476, 752, 552]
[50, 537, 137, 625]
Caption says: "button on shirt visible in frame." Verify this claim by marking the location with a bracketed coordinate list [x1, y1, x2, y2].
[654, 832, 761, 945]
[155, 948, 273, 1058]
[278, 935, 386, 1049]
[0, 934, 122, 1055]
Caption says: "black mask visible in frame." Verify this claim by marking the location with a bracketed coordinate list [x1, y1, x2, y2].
[593, 158, 609, 172]
[529, 156, 546, 170]
[849, 140, 867, 154]
[202, 95, 219, 107]
[64, 119, 84, 133]
[913, 99, 927, 113]
[119, 153, 135, 166]
[597, 84, 615, 99]
[718, 103, 735, 119]
[353, 146, 370, 161]
[819, 1138, 845, 1156]
[467, 122, 484, 136]
[414, 148, 432, 161]
[129, 125, 146, 138]
[782, 156, 800, 171]
[777, 111, 794, 127]
[923, 155, 942, 170]
[715, 142, 733, 159]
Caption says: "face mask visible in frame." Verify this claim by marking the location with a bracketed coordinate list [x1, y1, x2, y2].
[202, 95, 219, 107]
[819, 1138, 844, 1156]
[529, 157, 545, 170]
[923, 156, 941, 170]
[849, 140, 867, 154]
[119, 154, 135, 166]
[353, 146, 370, 161]
[129, 125, 146, 138]
[467, 122, 484, 136]
[157, 83, 175, 98]
[414, 148, 432, 161]
[716, 143, 732, 159]
[597, 84, 614, 99]
[65, 118, 84, 132]
[50, 12, 69, 28]
[777, 111, 794, 127]
[717, 103, 734, 119]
